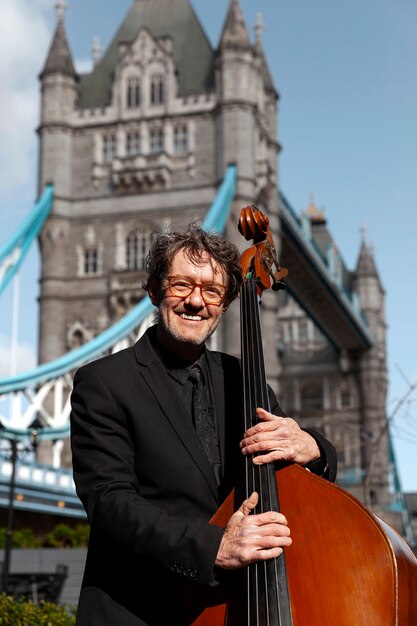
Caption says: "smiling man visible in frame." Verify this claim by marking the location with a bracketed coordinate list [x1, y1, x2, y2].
[70, 224, 337, 626]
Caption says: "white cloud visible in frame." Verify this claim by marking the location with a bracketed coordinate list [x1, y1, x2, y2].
[0, 334, 37, 377]
[0, 0, 52, 193]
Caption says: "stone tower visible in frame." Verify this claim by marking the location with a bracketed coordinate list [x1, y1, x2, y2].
[352, 235, 390, 517]
[37, 0, 280, 384]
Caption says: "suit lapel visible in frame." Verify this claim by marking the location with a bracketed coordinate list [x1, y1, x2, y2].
[134, 330, 220, 501]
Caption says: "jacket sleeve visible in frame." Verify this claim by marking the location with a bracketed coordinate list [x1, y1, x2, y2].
[268, 386, 337, 482]
[70, 364, 224, 586]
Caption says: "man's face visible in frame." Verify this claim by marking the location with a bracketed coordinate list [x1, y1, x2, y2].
[149, 249, 228, 360]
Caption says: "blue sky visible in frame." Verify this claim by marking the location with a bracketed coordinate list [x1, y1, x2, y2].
[0, 0, 416, 490]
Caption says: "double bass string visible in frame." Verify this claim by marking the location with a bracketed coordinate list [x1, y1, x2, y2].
[241, 277, 260, 623]
[241, 276, 282, 625]
[241, 275, 293, 625]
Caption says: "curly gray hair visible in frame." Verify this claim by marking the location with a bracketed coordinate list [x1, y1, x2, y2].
[143, 223, 242, 304]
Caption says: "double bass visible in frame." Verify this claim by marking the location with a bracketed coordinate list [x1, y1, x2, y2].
[190, 205, 417, 625]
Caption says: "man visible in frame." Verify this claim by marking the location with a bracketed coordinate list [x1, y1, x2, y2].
[71, 225, 336, 625]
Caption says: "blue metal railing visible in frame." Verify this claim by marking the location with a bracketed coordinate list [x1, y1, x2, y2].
[0, 185, 54, 296]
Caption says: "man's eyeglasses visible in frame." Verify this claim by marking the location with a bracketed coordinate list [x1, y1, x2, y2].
[164, 275, 227, 306]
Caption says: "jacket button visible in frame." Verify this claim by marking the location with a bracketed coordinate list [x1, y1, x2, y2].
[190, 570, 197, 578]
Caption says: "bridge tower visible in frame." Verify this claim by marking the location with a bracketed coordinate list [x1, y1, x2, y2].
[37, 0, 281, 380]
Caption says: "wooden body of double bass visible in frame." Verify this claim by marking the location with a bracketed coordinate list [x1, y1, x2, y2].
[190, 464, 417, 626]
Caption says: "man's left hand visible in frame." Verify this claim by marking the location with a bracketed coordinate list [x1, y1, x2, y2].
[240, 408, 321, 466]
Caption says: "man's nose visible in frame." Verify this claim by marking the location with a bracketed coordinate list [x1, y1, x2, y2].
[186, 285, 204, 306]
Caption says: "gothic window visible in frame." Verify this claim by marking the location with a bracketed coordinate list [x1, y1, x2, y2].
[84, 248, 98, 275]
[126, 228, 153, 270]
[67, 321, 93, 350]
[150, 74, 164, 105]
[340, 390, 351, 408]
[173, 125, 188, 154]
[337, 447, 346, 465]
[300, 382, 323, 412]
[298, 319, 308, 343]
[127, 78, 141, 109]
[102, 134, 117, 162]
[71, 329, 84, 347]
[150, 128, 164, 154]
[126, 131, 141, 157]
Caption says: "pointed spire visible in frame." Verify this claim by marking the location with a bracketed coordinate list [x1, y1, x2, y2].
[55, 0, 68, 23]
[304, 193, 326, 224]
[41, 15, 76, 79]
[254, 12, 265, 49]
[251, 11, 276, 95]
[219, 0, 251, 50]
[356, 235, 380, 280]
[92, 36, 101, 67]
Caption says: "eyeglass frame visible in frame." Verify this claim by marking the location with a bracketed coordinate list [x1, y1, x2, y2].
[162, 274, 228, 306]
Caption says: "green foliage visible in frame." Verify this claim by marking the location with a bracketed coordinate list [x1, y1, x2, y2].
[0, 594, 76, 625]
[0, 529, 42, 550]
[0, 524, 89, 549]
[45, 523, 89, 548]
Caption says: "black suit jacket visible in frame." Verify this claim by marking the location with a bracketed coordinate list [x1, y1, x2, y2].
[70, 327, 337, 626]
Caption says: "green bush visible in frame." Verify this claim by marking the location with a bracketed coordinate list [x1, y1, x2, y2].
[0, 594, 76, 625]
[0, 529, 42, 550]
[0, 524, 89, 549]
[45, 524, 89, 548]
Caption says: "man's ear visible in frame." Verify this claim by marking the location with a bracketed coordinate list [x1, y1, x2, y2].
[148, 280, 161, 306]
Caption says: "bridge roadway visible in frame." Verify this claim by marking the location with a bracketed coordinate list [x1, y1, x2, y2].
[0, 453, 84, 518]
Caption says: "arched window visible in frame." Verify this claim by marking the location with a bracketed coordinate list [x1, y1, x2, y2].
[173, 125, 188, 154]
[340, 389, 351, 408]
[298, 319, 308, 343]
[150, 128, 164, 154]
[126, 228, 153, 270]
[127, 78, 141, 109]
[300, 382, 323, 412]
[67, 321, 93, 350]
[102, 134, 117, 162]
[126, 131, 141, 157]
[84, 248, 98, 274]
[150, 74, 164, 105]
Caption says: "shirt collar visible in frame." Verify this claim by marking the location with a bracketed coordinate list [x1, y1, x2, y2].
[151, 331, 209, 386]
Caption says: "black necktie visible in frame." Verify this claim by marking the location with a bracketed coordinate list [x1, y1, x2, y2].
[189, 365, 221, 485]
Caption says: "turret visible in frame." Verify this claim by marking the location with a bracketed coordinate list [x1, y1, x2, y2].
[214, 0, 281, 387]
[38, 1, 77, 195]
[352, 230, 389, 512]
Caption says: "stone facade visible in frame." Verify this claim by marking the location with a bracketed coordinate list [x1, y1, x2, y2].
[37, 1, 404, 533]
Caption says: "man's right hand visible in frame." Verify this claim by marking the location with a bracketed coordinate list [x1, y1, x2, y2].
[214, 492, 292, 570]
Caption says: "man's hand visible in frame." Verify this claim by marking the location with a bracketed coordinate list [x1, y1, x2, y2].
[240, 408, 321, 466]
[214, 492, 291, 570]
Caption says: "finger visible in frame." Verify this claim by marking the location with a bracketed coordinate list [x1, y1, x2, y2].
[251, 450, 292, 464]
[237, 491, 259, 517]
[256, 407, 276, 421]
[241, 428, 293, 448]
[241, 515, 289, 530]
[241, 436, 295, 456]
[244, 415, 287, 438]
[251, 547, 284, 560]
